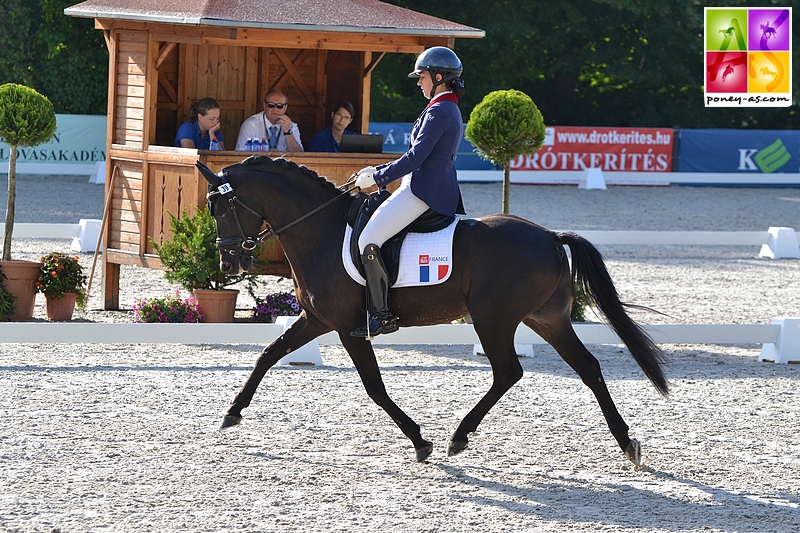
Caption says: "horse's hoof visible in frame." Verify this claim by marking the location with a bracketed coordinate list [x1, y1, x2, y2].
[447, 439, 468, 456]
[624, 438, 642, 466]
[220, 414, 242, 429]
[415, 441, 433, 462]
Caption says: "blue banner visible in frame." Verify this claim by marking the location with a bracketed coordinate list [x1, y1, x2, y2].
[677, 129, 800, 173]
[368, 122, 498, 170]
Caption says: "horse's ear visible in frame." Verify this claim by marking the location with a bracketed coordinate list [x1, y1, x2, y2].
[196, 161, 223, 187]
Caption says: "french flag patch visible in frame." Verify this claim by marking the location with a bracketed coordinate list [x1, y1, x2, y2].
[418, 254, 449, 283]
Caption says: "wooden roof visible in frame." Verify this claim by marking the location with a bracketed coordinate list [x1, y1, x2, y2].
[65, 0, 484, 38]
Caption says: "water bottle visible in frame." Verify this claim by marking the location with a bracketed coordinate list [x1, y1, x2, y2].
[260, 137, 268, 151]
[209, 138, 219, 151]
[245, 138, 253, 152]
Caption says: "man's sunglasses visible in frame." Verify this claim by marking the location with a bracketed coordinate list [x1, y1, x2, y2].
[265, 102, 287, 109]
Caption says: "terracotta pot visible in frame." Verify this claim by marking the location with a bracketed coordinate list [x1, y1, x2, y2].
[0, 259, 44, 321]
[193, 289, 239, 323]
[45, 292, 78, 321]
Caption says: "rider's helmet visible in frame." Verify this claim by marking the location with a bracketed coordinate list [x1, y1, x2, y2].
[408, 47, 463, 93]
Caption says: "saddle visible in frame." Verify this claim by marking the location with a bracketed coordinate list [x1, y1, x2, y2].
[347, 190, 455, 286]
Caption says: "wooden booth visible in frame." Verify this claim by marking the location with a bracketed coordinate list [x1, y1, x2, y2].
[65, 0, 483, 309]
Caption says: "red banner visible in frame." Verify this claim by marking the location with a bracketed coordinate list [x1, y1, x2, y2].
[511, 126, 675, 172]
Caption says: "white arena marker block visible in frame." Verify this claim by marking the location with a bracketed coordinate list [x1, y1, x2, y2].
[90, 160, 106, 184]
[759, 318, 800, 364]
[759, 227, 800, 259]
[276, 316, 323, 366]
[473, 344, 534, 357]
[578, 167, 607, 190]
[71, 219, 103, 253]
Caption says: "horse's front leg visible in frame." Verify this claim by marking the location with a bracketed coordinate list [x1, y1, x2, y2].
[221, 312, 331, 428]
[340, 335, 433, 462]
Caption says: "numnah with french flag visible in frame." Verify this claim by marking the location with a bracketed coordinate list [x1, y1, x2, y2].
[342, 218, 459, 288]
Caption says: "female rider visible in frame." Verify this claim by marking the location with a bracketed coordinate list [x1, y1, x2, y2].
[352, 47, 466, 338]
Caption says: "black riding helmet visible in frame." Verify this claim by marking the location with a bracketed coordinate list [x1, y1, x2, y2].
[408, 46, 463, 98]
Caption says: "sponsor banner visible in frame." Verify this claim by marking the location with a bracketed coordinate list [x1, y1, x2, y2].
[0, 114, 107, 166]
[368, 122, 497, 170]
[677, 129, 799, 173]
[704, 7, 792, 108]
[510, 126, 674, 172]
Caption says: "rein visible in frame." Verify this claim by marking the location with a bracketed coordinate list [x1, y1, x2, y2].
[208, 176, 357, 257]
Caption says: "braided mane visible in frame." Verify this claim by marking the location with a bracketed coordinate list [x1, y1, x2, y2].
[229, 155, 339, 195]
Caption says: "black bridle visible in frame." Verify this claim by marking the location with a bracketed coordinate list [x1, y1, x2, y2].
[206, 175, 357, 264]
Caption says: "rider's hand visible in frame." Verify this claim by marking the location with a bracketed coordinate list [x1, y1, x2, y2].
[355, 166, 377, 189]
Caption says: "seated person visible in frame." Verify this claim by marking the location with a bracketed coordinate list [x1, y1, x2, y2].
[174, 97, 224, 149]
[235, 90, 303, 152]
[308, 101, 357, 152]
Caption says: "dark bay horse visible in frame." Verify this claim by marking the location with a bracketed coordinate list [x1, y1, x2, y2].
[199, 156, 669, 466]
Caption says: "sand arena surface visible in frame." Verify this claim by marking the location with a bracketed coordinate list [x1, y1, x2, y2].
[1, 174, 799, 532]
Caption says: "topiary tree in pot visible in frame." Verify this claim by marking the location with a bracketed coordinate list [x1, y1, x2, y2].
[464, 89, 545, 214]
[0, 83, 57, 320]
[1, 83, 57, 260]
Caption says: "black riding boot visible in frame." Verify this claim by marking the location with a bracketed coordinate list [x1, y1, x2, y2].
[351, 244, 398, 338]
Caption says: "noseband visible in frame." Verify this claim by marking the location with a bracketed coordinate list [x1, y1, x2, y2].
[207, 175, 356, 265]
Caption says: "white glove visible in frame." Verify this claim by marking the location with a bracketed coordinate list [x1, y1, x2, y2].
[354, 166, 377, 189]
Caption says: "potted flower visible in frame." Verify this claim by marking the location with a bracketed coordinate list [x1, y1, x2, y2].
[0, 264, 17, 321]
[151, 207, 260, 322]
[0, 83, 57, 320]
[252, 290, 301, 323]
[36, 252, 88, 321]
[132, 291, 204, 323]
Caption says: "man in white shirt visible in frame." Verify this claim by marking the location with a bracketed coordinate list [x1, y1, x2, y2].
[235, 90, 304, 152]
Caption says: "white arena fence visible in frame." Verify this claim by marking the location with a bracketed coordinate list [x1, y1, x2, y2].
[1, 223, 798, 364]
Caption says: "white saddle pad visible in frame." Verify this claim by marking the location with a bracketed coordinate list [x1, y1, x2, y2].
[342, 218, 459, 288]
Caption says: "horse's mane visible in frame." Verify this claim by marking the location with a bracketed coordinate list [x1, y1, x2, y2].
[229, 155, 340, 195]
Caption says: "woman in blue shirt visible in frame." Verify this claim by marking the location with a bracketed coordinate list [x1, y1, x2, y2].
[174, 98, 225, 150]
[308, 101, 357, 152]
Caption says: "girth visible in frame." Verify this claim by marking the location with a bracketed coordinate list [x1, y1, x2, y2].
[347, 190, 455, 286]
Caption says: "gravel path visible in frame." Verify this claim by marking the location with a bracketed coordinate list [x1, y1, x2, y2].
[1, 174, 799, 532]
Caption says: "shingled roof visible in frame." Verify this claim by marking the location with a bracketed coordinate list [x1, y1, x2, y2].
[65, 0, 484, 38]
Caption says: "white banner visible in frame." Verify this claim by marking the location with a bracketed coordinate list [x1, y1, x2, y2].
[1, 114, 106, 176]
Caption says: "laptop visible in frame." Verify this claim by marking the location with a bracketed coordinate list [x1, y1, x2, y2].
[340, 134, 384, 154]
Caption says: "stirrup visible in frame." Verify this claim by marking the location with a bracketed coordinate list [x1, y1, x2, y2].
[350, 313, 398, 338]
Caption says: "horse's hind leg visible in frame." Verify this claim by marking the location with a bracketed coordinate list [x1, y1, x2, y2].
[340, 335, 433, 462]
[526, 317, 642, 465]
[221, 313, 331, 428]
[448, 322, 523, 456]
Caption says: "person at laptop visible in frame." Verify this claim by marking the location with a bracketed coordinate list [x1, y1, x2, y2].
[350, 46, 466, 338]
[235, 89, 304, 152]
[308, 101, 357, 152]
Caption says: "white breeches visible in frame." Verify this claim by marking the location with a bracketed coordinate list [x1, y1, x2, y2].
[358, 175, 430, 253]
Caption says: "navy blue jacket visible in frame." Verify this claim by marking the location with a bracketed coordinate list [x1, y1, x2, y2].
[373, 96, 465, 216]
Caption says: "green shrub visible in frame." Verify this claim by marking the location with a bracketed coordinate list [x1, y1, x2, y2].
[465, 89, 545, 214]
[151, 207, 259, 292]
[570, 282, 591, 322]
[0, 265, 17, 321]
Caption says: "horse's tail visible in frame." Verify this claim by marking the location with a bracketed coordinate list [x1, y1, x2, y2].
[557, 231, 670, 396]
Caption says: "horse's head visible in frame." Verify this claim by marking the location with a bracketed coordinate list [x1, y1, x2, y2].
[197, 161, 265, 275]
